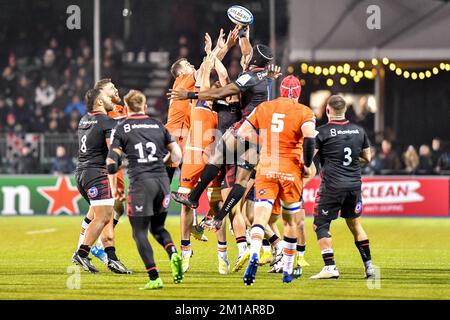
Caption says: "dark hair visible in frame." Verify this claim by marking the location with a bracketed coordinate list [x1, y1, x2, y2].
[327, 95, 346, 112]
[250, 44, 273, 67]
[170, 58, 187, 78]
[94, 78, 112, 90]
[85, 88, 101, 112]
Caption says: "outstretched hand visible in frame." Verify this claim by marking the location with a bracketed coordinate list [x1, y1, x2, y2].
[267, 64, 282, 80]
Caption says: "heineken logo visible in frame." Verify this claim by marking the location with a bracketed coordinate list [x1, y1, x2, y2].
[1, 176, 86, 216]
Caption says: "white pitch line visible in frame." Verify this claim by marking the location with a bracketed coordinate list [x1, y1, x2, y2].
[26, 228, 57, 235]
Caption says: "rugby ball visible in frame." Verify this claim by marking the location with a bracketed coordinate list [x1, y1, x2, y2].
[227, 5, 254, 26]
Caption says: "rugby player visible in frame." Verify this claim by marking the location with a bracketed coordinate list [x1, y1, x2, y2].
[169, 44, 281, 232]
[310, 95, 375, 279]
[106, 90, 183, 289]
[72, 88, 130, 274]
[236, 76, 316, 285]
[75, 79, 130, 270]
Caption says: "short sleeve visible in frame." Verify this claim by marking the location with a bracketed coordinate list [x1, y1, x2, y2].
[301, 107, 316, 128]
[110, 125, 123, 150]
[362, 130, 370, 149]
[245, 106, 259, 130]
[163, 126, 174, 146]
[103, 117, 116, 139]
[315, 129, 323, 150]
[233, 72, 260, 93]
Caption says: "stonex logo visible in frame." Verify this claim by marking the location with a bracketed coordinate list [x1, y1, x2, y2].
[361, 181, 424, 204]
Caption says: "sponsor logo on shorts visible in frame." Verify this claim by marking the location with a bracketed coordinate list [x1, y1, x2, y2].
[163, 194, 171, 208]
[88, 186, 98, 199]
[321, 209, 329, 216]
[135, 205, 143, 212]
[355, 201, 363, 214]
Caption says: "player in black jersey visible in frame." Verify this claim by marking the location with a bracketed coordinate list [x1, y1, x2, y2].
[107, 90, 183, 289]
[310, 95, 375, 280]
[72, 88, 131, 274]
[169, 44, 282, 231]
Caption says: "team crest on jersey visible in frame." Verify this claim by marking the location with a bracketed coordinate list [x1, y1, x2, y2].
[259, 189, 265, 195]
[88, 186, 98, 198]
[355, 201, 363, 214]
[163, 194, 171, 208]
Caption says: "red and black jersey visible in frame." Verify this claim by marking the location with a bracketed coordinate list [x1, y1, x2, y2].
[77, 112, 116, 171]
[110, 114, 174, 181]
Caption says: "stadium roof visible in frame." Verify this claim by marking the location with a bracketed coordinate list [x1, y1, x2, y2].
[288, 0, 450, 61]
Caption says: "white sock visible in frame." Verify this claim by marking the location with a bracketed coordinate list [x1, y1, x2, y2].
[282, 238, 297, 274]
[262, 245, 271, 253]
[237, 242, 248, 256]
[77, 217, 91, 249]
[217, 242, 228, 260]
[249, 225, 265, 259]
[181, 242, 191, 258]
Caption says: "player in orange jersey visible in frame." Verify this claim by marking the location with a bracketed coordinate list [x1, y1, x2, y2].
[237, 75, 316, 285]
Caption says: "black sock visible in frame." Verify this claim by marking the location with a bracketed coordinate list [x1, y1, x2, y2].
[215, 184, 246, 221]
[84, 217, 91, 224]
[146, 265, 159, 280]
[105, 246, 118, 261]
[181, 239, 191, 251]
[297, 244, 306, 253]
[113, 219, 119, 227]
[189, 164, 220, 203]
[355, 239, 371, 263]
[268, 234, 279, 245]
[78, 245, 91, 258]
[262, 239, 270, 246]
[322, 249, 335, 266]
[236, 236, 246, 244]
[164, 242, 177, 258]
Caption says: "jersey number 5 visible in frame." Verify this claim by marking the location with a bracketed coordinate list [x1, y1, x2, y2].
[271, 113, 285, 133]
[135, 142, 158, 163]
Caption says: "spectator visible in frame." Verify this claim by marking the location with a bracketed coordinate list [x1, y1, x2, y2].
[13, 96, 30, 130]
[376, 139, 401, 173]
[417, 144, 434, 174]
[1, 66, 16, 97]
[28, 107, 47, 133]
[16, 75, 34, 103]
[0, 98, 10, 131]
[35, 78, 56, 108]
[431, 138, 446, 171]
[4, 113, 23, 133]
[362, 146, 383, 175]
[402, 145, 419, 173]
[41, 49, 59, 86]
[51, 146, 75, 175]
[16, 146, 38, 174]
[64, 95, 86, 116]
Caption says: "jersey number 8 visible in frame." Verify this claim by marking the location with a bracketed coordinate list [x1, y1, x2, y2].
[80, 135, 87, 153]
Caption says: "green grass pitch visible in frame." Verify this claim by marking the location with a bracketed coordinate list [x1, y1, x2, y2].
[0, 216, 449, 300]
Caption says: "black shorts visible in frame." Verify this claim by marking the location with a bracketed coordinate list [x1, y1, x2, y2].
[314, 187, 363, 220]
[127, 176, 170, 217]
[75, 168, 114, 206]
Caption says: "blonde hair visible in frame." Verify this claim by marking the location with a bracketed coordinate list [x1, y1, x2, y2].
[124, 90, 146, 112]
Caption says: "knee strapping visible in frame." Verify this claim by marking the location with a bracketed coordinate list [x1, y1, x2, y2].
[313, 216, 332, 240]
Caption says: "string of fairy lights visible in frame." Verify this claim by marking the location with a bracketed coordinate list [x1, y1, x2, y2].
[287, 57, 450, 87]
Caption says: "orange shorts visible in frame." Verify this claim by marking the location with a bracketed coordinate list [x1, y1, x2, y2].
[255, 171, 303, 209]
[178, 151, 222, 192]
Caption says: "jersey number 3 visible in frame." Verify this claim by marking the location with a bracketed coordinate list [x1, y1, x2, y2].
[271, 113, 285, 133]
[343, 147, 352, 166]
[135, 142, 158, 163]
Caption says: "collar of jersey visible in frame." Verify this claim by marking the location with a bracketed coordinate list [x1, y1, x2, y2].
[127, 113, 148, 119]
[328, 120, 349, 125]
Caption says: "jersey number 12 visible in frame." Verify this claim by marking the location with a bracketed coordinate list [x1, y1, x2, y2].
[135, 142, 158, 163]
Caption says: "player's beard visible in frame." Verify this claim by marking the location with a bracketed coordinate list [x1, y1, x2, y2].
[111, 94, 121, 104]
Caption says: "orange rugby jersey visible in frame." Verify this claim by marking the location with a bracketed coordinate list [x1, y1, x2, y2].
[108, 104, 128, 120]
[246, 97, 315, 175]
[166, 73, 196, 140]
